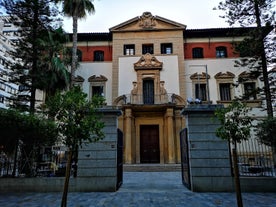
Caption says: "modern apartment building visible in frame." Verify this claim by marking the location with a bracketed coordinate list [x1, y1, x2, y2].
[0, 16, 19, 109]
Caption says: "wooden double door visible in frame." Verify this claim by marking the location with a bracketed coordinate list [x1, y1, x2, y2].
[140, 125, 160, 163]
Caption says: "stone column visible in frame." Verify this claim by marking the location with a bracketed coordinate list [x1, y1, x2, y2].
[124, 108, 133, 164]
[77, 108, 122, 192]
[181, 105, 233, 192]
[166, 108, 175, 163]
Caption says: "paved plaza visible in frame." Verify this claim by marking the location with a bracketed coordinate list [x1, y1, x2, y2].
[0, 172, 275, 207]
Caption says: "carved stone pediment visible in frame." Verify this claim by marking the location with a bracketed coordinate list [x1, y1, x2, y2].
[73, 75, 84, 82]
[190, 72, 210, 80]
[109, 12, 186, 32]
[88, 75, 108, 82]
[134, 53, 163, 70]
[215, 71, 235, 79]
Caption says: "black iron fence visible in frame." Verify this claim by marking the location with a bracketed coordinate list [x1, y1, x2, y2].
[233, 139, 275, 177]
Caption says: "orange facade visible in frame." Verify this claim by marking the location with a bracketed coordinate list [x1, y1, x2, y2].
[184, 42, 240, 59]
[77, 42, 240, 62]
[78, 45, 113, 62]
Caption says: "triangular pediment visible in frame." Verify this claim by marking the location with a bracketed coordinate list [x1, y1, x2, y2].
[134, 53, 163, 70]
[110, 12, 186, 32]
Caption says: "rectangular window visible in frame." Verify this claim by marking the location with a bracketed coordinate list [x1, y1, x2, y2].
[92, 86, 103, 97]
[124, 44, 135, 55]
[161, 43, 173, 54]
[0, 95, 4, 103]
[192, 48, 204, 58]
[195, 83, 206, 101]
[244, 82, 256, 100]
[219, 83, 231, 101]
[142, 44, 154, 54]
[94, 51, 104, 61]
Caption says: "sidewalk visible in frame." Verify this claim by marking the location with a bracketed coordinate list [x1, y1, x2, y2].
[0, 172, 275, 207]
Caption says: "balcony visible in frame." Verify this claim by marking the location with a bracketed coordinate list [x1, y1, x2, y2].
[122, 93, 177, 105]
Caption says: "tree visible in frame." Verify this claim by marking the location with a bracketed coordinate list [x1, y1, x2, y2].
[216, 0, 275, 117]
[0, 108, 58, 176]
[44, 86, 104, 207]
[54, 0, 95, 87]
[255, 116, 276, 167]
[0, 0, 62, 112]
[215, 100, 253, 207]
[35, 27, 71, 100]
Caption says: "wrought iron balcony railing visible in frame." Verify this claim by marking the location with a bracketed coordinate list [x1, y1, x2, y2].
[122, 93, 177, 105]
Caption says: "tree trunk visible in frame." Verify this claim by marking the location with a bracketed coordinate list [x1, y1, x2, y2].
[254, 1, 273, 117]
[70, 15, 78, 88]
[12, 138, 19, 177]
[61, 149, 73, 207]
[232, 148, 243, 207]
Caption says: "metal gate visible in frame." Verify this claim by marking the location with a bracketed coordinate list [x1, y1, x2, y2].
[180, 128, 191, 189]
[116, 129, 123, 190]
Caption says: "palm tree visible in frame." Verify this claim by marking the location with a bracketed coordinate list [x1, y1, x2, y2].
[36, 28, 70, 100]
[56, 0, 95, 87]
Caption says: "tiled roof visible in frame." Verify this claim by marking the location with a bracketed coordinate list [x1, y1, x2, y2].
[67, 26, 273, 41]
[67, 32, 112, 41]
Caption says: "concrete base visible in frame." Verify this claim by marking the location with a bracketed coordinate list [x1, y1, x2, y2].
[0, 177, 117, 192]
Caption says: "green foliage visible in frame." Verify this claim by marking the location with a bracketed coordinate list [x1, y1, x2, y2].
[44, 86, 105, 149]
[35, 28, 71, 98]
[0, 0, 63, 112]
[54, 0, 96, 89]
[255, 116, 276, 148]
[215, 100, 253, 144]
[216, 0, 275, 116]
[0, 109, 58, 154]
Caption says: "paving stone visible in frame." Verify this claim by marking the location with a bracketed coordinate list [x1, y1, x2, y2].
[0, 172, 275, 207]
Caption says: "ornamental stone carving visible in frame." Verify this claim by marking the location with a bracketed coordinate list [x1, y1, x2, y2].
[139, 12, 156, 29]
[214, 71, 235, 79]
[134, 53, 163, 70]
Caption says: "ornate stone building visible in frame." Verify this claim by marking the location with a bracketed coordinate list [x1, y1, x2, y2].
[68, 12, 268, 164]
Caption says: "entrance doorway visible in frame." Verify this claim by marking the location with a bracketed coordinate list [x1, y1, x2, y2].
[140, 125, 160, 163]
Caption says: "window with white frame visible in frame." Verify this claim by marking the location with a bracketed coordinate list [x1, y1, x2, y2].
[88, 75, 107, 99]
[124, 44, 135, 55]
[161, 43, 173, 54]
[190, 72, 210, 102]
[195, 83, 207, 101]
[219, 83, 231, 101]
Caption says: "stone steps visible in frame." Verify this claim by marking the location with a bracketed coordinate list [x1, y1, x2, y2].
[123, 164, 182, 172]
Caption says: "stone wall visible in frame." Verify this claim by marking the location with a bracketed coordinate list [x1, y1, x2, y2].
[181, 104, 276, 192]
[182, 104, 233, 192]
[0, 108, 122, 192]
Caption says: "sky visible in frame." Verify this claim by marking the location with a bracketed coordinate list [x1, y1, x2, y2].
[62, 0, 229, 33]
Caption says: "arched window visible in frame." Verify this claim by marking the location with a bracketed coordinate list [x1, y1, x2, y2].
[77, 49, 82, 62]
[93, 50, 104, 61]
[216, 46, 227, 58]
[192, 47, 204, 58]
